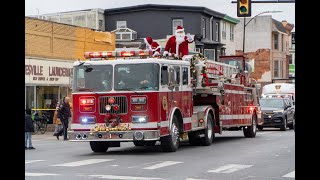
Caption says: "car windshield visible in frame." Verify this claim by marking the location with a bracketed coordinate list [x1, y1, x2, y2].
[260, 98, 284, 108]
[114, 63, 159, 91]
[73, 65, 113, 92]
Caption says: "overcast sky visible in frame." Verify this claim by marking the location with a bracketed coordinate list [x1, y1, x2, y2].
[25, 0, 295, 24]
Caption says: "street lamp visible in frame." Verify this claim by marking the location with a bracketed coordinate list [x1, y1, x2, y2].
[242, 10, 282, 70]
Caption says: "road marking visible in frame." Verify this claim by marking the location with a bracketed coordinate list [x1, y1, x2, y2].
[207, 164, 253, 173]
[25, 160, 45, 164]
[51, 159, 114, 167]
[25, 172, 59, 176]
[283, 171, 295, 178]
[111, 165, 119, 167]
[143, 161, 183, 170]
[186, 178, 207, 180]
[89, 175, 165, 179]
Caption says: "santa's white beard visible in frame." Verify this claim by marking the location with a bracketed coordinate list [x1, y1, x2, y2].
[175, 34, 185, 44]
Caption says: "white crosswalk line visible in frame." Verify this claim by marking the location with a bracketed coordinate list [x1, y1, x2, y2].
[25, 172, 59, 176]
[51, 159, 114, 167]
[143, 161, 183, 170]
[207, 164, 253, 173]
[283, 171, 295, 178]
[186, 178, 206, 180]
[89, 175, 165, 179]
[25, 160, 45, 164]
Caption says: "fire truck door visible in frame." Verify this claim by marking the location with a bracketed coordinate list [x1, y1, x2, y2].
[181, 66, 192, 118]
[168, 66, 182, 111]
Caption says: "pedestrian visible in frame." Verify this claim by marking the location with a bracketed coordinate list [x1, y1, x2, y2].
[25, 108, 35, 150]
[52, 102, 62, 136]
[55, 97, 71, 140]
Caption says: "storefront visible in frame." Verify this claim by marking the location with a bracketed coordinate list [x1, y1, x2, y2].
[25, 58, 74, 123]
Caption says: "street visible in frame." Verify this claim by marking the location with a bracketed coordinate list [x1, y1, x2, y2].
[26, 129, 295, 180]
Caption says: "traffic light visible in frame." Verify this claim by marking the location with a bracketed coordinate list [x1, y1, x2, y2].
[237, 0, 251, 17]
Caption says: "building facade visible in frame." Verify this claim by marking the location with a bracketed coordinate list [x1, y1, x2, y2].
[220, 15, 240, 56]
[30, 9, 106, 31]
[25, 17, 115, 123]
[104, 4, 226, 61]
[235, 16, 293, 84]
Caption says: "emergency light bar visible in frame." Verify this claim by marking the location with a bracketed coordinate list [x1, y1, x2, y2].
[84, 50, 153, 59]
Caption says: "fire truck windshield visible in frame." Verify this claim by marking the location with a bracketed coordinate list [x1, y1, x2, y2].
[114, 63, 159, 91]
[73, 65, 113, 92]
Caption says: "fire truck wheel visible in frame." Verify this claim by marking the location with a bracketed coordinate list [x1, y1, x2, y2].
[280, 117, 287, 131]
[133, 141, 145, 146]
[89, 141, 109, 152]
[160, 115, 180, 152]
[200, 113, 214, 146]
[188, 131, 201, 145]
[243, 113, 257, 138]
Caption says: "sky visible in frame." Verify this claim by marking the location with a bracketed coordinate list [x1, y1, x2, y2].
[25, 0, 295, 24]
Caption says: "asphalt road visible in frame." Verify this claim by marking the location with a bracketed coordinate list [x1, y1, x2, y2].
[26, 129, 295, 180]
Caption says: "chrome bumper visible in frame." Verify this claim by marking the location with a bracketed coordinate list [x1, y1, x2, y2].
[68, 130, 160, 142]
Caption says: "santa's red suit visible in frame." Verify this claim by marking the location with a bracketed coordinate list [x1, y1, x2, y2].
[163, 25, 194, 59]
[144, 37, 161, 56]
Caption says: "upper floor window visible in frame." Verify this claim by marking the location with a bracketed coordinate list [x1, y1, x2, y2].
[116, 21, 127, 29]
[172, 19, 183, 35]
[274, 33, 279, 50]
[274, 60, 279, 78]
[230, 25, 234, 42]
[215, 22, 219, 42]
[222, 22, 226, 40]
[202, 18, 206, 38]
[282, 34, 285, 52]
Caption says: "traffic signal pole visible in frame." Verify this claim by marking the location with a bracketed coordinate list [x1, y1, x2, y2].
[243, 17, 246, 71]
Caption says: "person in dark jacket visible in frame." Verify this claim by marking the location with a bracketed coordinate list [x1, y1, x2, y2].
[25, 108, 35, 150]
[55, 97, 71, 140]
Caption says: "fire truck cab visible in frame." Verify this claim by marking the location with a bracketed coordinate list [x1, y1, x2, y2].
[68, 50, 262, 152]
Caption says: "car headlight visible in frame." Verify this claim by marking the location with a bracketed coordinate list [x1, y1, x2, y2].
[132, 116, 148, 123]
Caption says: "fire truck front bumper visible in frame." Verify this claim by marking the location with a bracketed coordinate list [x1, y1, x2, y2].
[67, 130, 160, 142]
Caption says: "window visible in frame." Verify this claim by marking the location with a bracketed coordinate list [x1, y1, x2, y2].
[173, 66, 180, 85]
[230, 25, 234, 41]
[215, 22, 219, 41]
[116, 21, 127, 29]
[172, 19, 183, 35]
[161, 66, 168, 85]
[274, 34, 279, 49]
[222, 22, 226, 40]
[204, 49, 215, 61]
[182, 67, 189, 85]
[274, 60, 279, 78]
[282, 34, 284, 52]
[99, 20, 103, 30]
[202, 18, 206, 38]
[280, 61, 283, 78]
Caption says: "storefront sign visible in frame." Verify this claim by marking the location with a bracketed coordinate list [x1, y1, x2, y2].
[25, 58, 74, 85]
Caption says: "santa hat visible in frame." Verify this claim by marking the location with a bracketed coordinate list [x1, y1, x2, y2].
[175, 25, 184, 33]
[144, 37, 153, 47]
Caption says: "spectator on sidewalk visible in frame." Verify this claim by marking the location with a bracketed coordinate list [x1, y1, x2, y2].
[53, 102, 62, 136]
[25, 108, 35, 150]
[55, 97, 71, 140]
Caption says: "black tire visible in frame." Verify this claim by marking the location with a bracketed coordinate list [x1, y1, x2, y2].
[200, 113, 214, 146]
[280, 117, 287, 131]
[161, 115, 180, 152]
[90, 141, 109, 152]
[243, 113, 257, 138]
[40, 121, 47, 134]
[258, 126, 263, 131]
[188, 131, 201, 145]
[145, 141, 157, 146]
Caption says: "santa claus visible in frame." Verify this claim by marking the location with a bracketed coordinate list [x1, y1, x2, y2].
[163, 25, 194, 59]
[144, 37, 161, 57]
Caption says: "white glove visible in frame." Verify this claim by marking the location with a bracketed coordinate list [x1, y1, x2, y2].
[169, 53, 172, 57]
[163, 51, 169, 56]
[152, 51, 160, 57]
[186, 33, 193, 42]
[174, 54, 179, 58]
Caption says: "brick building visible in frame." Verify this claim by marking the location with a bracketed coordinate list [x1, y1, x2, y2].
[25, 17, 115, 124]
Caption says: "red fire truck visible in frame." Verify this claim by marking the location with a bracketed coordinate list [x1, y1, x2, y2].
[68, 51, 262, 152]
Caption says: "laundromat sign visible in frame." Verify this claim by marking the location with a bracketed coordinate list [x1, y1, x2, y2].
[25, 58, 74, 85]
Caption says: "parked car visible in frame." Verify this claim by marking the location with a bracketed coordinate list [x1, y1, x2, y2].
[258, 98, 295, 131]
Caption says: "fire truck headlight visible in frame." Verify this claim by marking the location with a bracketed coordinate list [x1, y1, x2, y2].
[105, 105, 111, 111]
[131, 97, 147, 104]
[132, 116, 148, 123]
[80, 116, 96, 124]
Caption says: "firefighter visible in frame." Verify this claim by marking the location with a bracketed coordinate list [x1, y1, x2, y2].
[55, 97, 71, 140]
